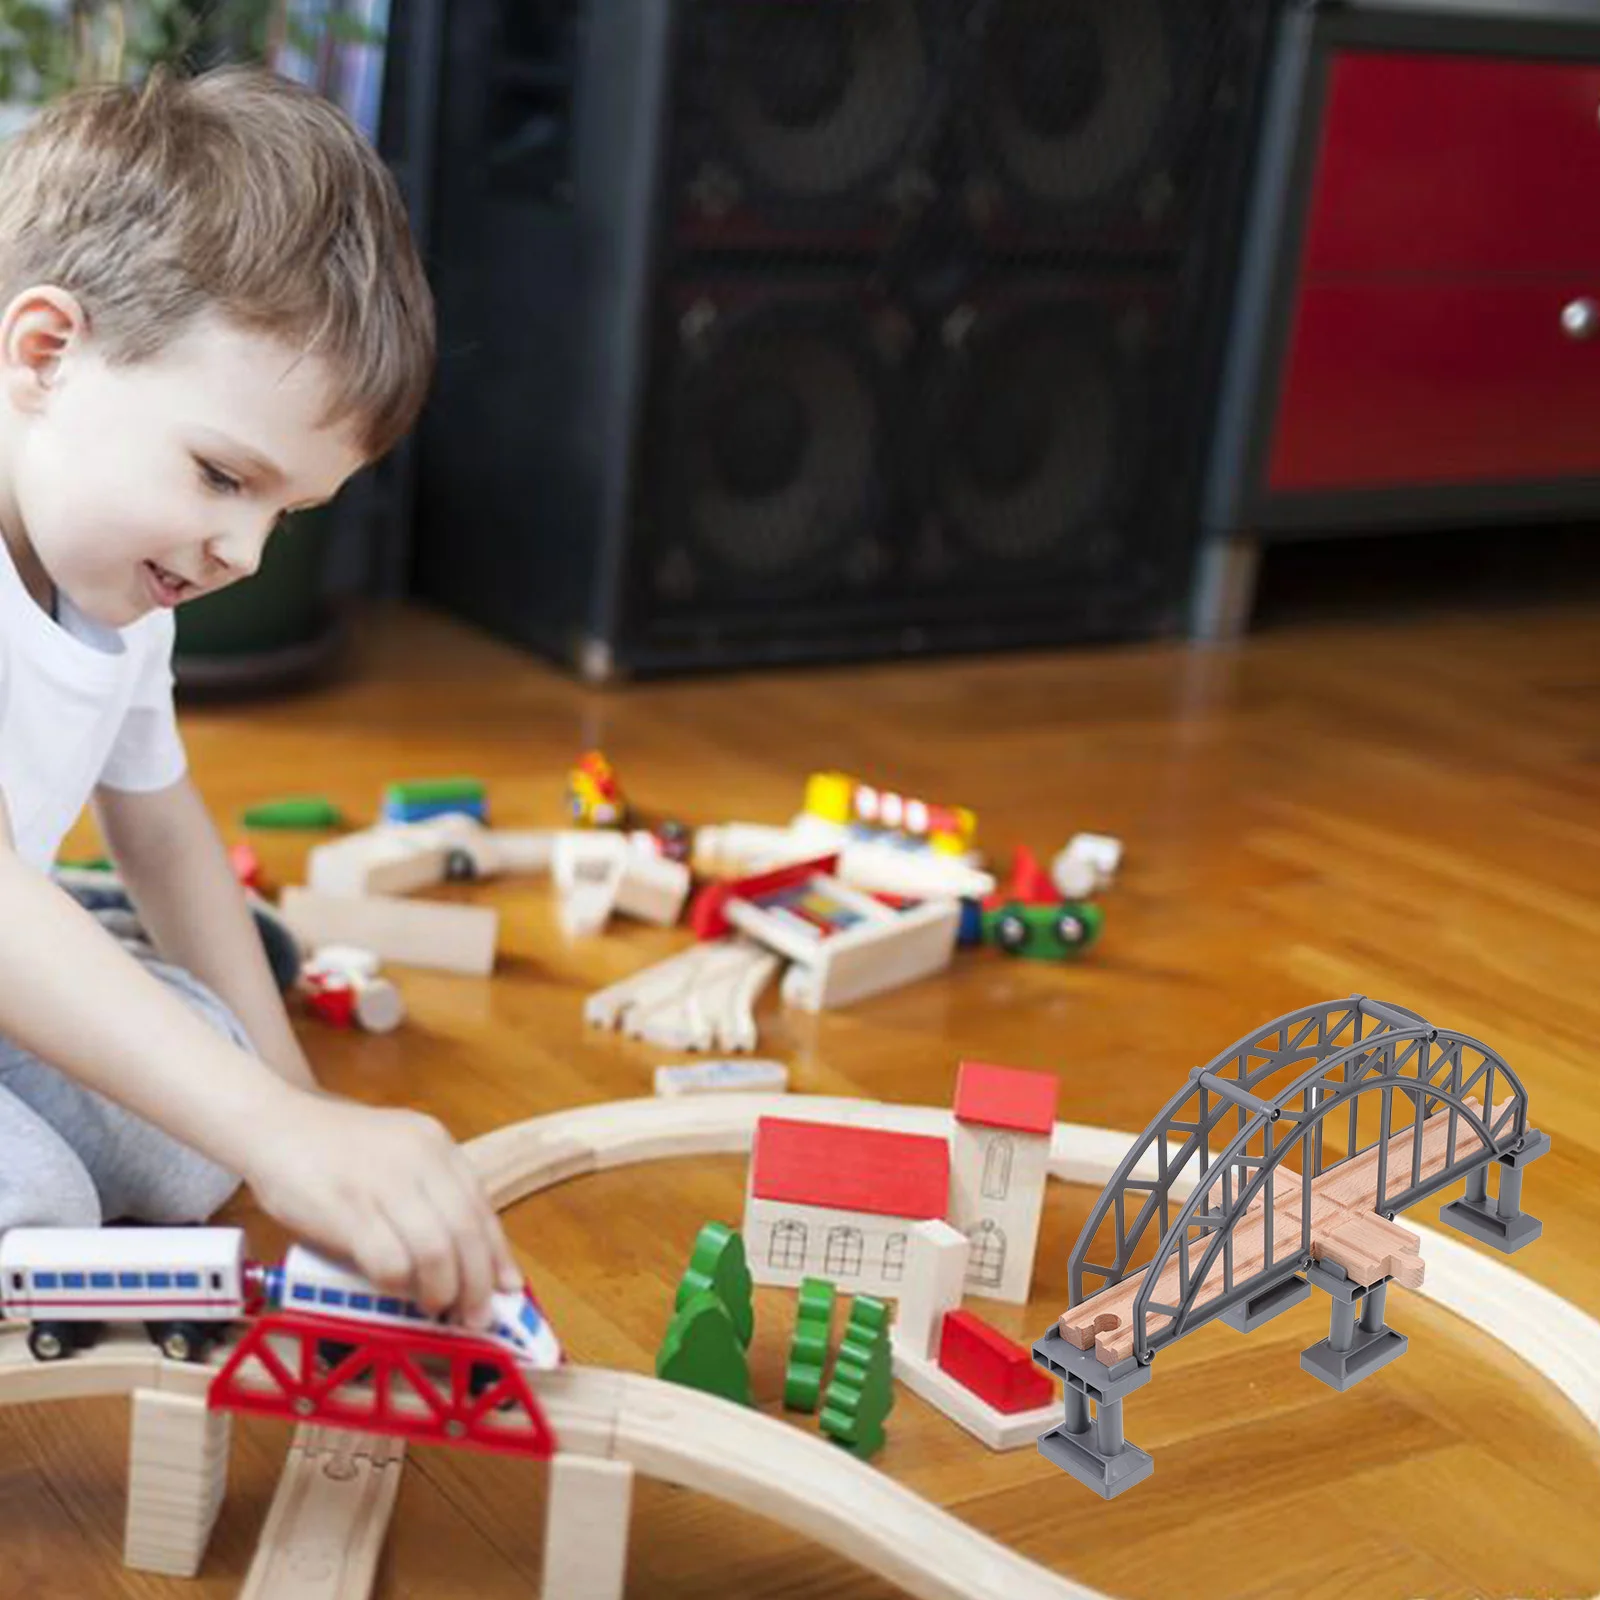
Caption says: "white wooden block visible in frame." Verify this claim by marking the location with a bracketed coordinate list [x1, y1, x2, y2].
[124, 1388, 231, 1577]
[541, 1453, 634, 1600]
[654, 1059, 791, 1097]
[691, 822, 818, 878]
[896, 1221, 971, 1362]
[1051, 833, 1122, 899]
[834, 844, 995, 902]
[307, 831, 451, 897]
[280, 888, 499, 976]
[304, 944, 383, 983]
[492, 829, 557, 874]
[554, 832, 628, 935]
[769, 893, 960, 1012]
[614, 853, 692, 926]
[352, 975, 406, 1033]
[947, 1124, 1050, 1305]
[890, 1336, 1060, 1452]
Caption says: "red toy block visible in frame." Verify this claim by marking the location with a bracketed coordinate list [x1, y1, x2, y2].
[953, 1060, 1059, 1137]
[688, 853, 839, 941]
[1006, 845, 1056, 905]
[937, 1309, 1055, 1414]
[304, 977, 357, 1029]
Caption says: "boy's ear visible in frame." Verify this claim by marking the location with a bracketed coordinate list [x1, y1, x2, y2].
[0, 287, 89, 412]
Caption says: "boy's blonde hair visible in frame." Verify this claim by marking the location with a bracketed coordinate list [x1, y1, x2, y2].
[0, 64, 434, 460]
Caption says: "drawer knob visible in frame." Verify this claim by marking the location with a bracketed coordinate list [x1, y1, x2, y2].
[1561, 298, 1599, 340]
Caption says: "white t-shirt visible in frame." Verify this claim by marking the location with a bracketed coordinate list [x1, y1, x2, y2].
[0, 537, 188, 871]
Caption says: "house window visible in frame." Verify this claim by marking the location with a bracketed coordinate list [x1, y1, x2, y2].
[982, 1134, 1014, 1201]
[882, 1233, 907, 1283]
[824, 1225, 864, 1278]
[967, 1221, 1007, 1289]
[769, 1220, 808, 1272]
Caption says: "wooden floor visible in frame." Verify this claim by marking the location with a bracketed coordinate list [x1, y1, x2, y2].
[6, 596, 1600, 1600]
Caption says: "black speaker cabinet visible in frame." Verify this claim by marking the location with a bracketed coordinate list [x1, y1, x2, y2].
[411, 0, 1275, 678]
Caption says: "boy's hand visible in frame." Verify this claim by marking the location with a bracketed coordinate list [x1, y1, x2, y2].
[241, 1091, 521, 1329]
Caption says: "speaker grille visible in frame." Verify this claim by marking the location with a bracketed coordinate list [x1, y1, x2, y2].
[651, 290, 907, 603]
[682, 0, 944, 226]
[933, 298, 1131, 565]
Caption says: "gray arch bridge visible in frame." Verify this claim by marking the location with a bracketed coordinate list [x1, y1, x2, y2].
[1030, 995, 1550, 1498]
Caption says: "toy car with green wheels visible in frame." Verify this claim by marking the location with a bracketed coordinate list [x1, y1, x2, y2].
[982, 898, 1104, 960]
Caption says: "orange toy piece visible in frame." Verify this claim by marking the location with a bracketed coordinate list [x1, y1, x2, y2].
[566, 751, 627, 828]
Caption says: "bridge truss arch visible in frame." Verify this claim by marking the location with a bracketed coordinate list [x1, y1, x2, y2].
[1068, 995, 1534, 1363]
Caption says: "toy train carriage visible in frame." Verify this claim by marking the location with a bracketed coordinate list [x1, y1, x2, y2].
[0, 1226, 253, 1363]
[803, 771, 977, 857]
[271, 1244, 563, 1372]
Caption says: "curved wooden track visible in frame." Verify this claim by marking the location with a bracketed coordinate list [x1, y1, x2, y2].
[232, 1094, 1600, 1600]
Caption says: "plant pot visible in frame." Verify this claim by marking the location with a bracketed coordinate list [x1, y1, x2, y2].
[173, 506, 351, 697]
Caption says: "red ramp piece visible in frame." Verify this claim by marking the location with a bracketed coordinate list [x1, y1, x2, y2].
[208, 1311, 556, 1459]
[938, 1310, 1055, 1415]
[689, 855, 839, 940]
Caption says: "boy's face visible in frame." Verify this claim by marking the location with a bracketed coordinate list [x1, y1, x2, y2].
[0, 295, 367, 628]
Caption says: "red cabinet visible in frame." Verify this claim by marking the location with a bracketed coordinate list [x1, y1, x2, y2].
[1303, 53, 1600, 275]
[1199, 4, 1600, 637]
[1263, 46, 1600, 494]
[1271, 279, 1600, 490]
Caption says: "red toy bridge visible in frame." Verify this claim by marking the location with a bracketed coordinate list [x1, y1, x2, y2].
[208, 1311, 555, 1459]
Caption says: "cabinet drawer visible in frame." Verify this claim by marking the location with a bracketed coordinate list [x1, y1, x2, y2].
[1303, 51, 1600, 275]
[1268, 279, 1600, 492]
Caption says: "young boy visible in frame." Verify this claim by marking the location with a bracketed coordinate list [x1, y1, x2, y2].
[0, 66, 521, 1331]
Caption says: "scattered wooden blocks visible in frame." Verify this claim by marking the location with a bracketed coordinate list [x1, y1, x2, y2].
[654, 1058, 790, 1097]
[280, 887, 499, 977]
[301, 946, 407, 1033]
[308, 830, 454, 898]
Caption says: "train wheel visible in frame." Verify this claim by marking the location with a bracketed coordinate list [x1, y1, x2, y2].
[154, 1322, 209, 1364]
[28, 1323, 72, 1361]
[993, 910, 1030, 953]
[444, 848, 477, 882]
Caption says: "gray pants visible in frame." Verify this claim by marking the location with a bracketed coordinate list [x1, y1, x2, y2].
[0, 940, 246, 1232]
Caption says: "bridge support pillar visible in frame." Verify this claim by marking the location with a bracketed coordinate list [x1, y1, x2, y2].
[1440, 1129, 1550, 1253]
[1031, 1329, 1154, 1499]
[1300, 1264, 1407, 1392]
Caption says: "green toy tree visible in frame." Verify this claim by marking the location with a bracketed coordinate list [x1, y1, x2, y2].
[674, 1221, 754, 1349]
[784, 1276, 836, 1413]
[655, 1289, 751, 1406]
[819, 1294, 895, 1458]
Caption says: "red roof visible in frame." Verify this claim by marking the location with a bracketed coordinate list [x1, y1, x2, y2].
[953, 1061, 1058, 1136]
[751, 1118, 950, 1219]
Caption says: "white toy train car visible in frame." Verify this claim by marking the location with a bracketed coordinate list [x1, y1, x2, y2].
[0, 1226, 250, 1362]
[267, 1243, 562, 1370]
[0, 1227, 562, 1372]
